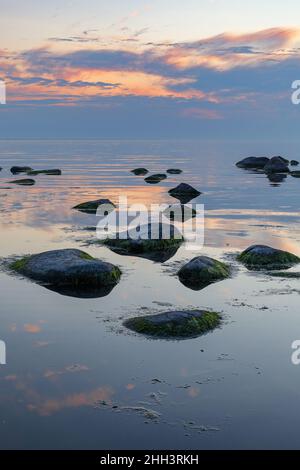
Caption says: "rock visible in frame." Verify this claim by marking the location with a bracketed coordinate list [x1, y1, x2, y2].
[11, 166, 33, 175]
[104, 223, 183, 262]
[236, 157, 269, 169]
[131, 168, 149, 176]
[144, 174, 167, 184]
[168, 183, 201, 204]
[238, 245, 300, 270]
[291, 160, 299, 166]
[10, 249, 121, 298]
[73, 199, 115, 214]
[166, 169, 183, 175]
[264, 157, 290, 174]
[163, 204, 197, 222]
[178, 256, 230, 290]
[266, 173, 287, 185]
[291, 171, 300, 178]
[124, 310, 221, 339]
[27, 169, 62, 175]
[10, 179, 35, 186]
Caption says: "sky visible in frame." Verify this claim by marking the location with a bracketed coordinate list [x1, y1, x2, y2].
[1, 0, 300, 138]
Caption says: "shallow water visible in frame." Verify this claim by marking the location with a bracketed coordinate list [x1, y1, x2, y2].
[0, 139, 300, 449]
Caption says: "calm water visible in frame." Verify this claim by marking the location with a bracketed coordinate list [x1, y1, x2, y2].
[0, 139, 300, 449]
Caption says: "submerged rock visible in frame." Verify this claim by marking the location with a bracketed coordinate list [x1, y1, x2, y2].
[10, 249, 121, 298]
[73, 199, 115, 214]
[236, 157, 269, 169]
[104, 223, 183, 262]
[238, 245, 300, 270]
[144, 174, 167, 184]
[27, 169, 62, 175]
[10, 178, 35, 186]
[264, 157, 289, 174]
[168, 183, 201, 204]
[131, 168, 149, 176]
[163, 204, 197, 222]
[291, 171, 300, 178]
[178, 256, 230, 290]
[291, 160, 299, 166]
[10, 166, 33, 175]
[124, 310, 221, 339]
[166, 169, 183, 175]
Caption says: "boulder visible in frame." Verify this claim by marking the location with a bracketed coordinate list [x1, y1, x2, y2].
[10, 179, 35, 186]
[73, 199, 115, 214]
[124, 310, 221, 339]
[10, 249, 121, 297]
[291, 160, 299, 166]
[238, 245, 300, 270]
[131, 168, 149, 176]
[264, 157, 290, 174]
[144, 174, 167, 184]
[166, 169, 183, 175]
[27, 169, 62, 175]
[291, 171, 300, 178]
[104, 223, 183, 262]
[10, 166, 33, 175]
[168, 183, 201, 204]
[178, 256, 230, 290]
[236, 157, 269, 169]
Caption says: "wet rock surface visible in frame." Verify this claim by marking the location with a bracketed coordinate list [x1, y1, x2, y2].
[73, 199, 115, 214]
[238, 245, 300, 270]
[178, 256, 230, 290]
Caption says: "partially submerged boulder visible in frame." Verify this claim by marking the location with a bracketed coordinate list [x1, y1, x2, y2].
[104, 223, 183, 262]
[10, 178, 35, 186]
[73, 199, 115, 214]
[236, 157, 269, 169]
[291, 171, 300, 178]
[238, 245, 300, 270]
[291, 160, 299, 166]
[168, 183, 201, 204]
[264, 157, 289, 174]
[144, 174, 167, 184]
[166, 169, 183, 175]
[27, 169, 62, 175]
[178, 256, 230, 290]
[10, 249, 121, 298]
[124, 310, 221, 339]
[131, 168, 148, 176]
[10, 166, 33, 175]
[163, 204, 197, 222]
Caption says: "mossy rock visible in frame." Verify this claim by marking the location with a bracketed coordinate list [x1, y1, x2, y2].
[131, 168, 149, 176]
[27, 169, 62, 176]
[104, 223, 183, 262]
[178, 256, 230, 290]
[267, 271, 300, 279]
[144, 174, 167, 184]
[73, 199, 115, 214]
[238, 245, 300, 270]
[10, 249, 121, 298]
[124, 310, 221, 339]
[10, 179, 35, 186]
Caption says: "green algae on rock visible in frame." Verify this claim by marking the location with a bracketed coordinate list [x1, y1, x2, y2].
[238, 245, 300, 270]
[10, 249, 121, 298]
[103, 223, 183, 262]
[178, 256, 230, 290]
[124, 310, 221, 339]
